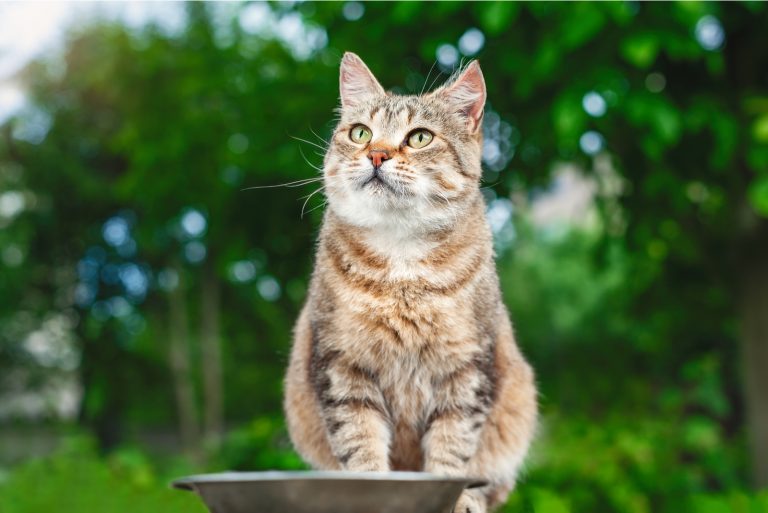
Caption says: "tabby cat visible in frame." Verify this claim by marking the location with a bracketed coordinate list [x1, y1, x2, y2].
[284, 52, 538, 513]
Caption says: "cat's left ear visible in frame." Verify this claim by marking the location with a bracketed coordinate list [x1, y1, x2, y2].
[438, 61, 486, 133]
[340, 52, 385, 109]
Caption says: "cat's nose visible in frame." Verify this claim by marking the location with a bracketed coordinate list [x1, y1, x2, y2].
[367, 150, 390, 169]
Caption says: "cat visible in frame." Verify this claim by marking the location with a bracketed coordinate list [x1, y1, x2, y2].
[284, 52, 538, 513]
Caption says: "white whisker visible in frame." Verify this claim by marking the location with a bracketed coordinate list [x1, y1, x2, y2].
[290, 134, 327, 152]
[300, 186, 327, 218]
[304, 199, 328, 215]
[298, 145, 324, 173]
[426, 67, 445, 94]
[420, 60, 438, 96]
[308, 125, 330, 146]
[241, 177, 324, 191]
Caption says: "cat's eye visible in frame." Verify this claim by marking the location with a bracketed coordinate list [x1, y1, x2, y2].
[350, 125, 372, 144]
[407, 129, 433, 149]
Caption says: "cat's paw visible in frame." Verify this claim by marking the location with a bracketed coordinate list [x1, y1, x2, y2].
[452, 491, 486, 513]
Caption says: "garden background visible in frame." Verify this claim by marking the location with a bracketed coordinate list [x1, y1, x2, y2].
[1, 2, 768, 512]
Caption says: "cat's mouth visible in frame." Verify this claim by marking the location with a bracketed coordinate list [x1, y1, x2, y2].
[360, 172, 397, 194]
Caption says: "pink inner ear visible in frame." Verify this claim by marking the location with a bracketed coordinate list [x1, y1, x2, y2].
[340, 53, 385, 108]
[441, 62, 486, 133]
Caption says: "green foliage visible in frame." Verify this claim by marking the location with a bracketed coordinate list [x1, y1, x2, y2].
[508, 414, 747, 513]
[218, 416, 306, 471]
[0, 438, 206, 513]
[2, 1, 768, 511]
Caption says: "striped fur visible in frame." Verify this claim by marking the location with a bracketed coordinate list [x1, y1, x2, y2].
[284, 53, 538, 513]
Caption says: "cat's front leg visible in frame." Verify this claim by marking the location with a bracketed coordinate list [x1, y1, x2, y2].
[423, 406, 489, 513]
[423, 366, 490, 474]
[314, 355, 391, 471]
[423, 361, 492, 513]
[423, 407, 489, 513]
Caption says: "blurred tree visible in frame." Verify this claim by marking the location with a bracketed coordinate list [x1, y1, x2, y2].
[1, 1, 767, 504]
[0, 4, 331, 456]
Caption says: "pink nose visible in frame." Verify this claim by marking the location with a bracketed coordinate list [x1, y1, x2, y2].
[368, 150, 390, 169]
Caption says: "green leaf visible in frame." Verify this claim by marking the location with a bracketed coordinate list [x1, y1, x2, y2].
[552, 94, 587, 142]
[560, 4, 605, 50]
[747, 146, 768, 172]
[710, 114, 739, 170]
[529, 488, 571, 513]
[748, 176, 768, 217]
[688, 495, 735, 513]
[752, 114, 768, 143]
[478, 2, 519, 36]
[621, 33, 660, 68]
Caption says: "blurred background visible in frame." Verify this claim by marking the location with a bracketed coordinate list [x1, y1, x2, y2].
[1, 2, 767, 512]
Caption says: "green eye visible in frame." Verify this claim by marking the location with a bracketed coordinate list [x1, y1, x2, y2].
[350, 125, 372, 144]
[407, 129, 433, 149]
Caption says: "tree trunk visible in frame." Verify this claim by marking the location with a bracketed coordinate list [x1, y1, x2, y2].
[200, 259, 224, 447]
[77, 325, 125, 452]
[168, 269, 201, 459]
[740, 237, 768, 488]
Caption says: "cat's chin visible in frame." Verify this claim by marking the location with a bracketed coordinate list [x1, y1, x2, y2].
[328, 192, 455, 235]
[330, 193, 411, 227]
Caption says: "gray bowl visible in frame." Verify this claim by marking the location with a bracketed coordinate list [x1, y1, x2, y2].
[171, 471, 485, 513]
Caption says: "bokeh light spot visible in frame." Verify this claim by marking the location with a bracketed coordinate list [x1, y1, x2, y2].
[257, 275, 281, 301]
[221, 166, 243, 186]
[579, 131, 605, 156]
[184, 241, 207, 264]
[645, 72, 666, 93]
[119, 263, 149, 299]
[157, 268, 179, 291]
[102, 216, 130, 248]
[582, 91, 606, 117]
[229, 260, 256, 283]
[2, 244, 24, 267]
[238, 2, 270, 34]
[458, 28, 485, 56]
[228, 133, 249, 154]
[74, 282, 97, 307]
[695, 15, 725, 51]
[0, 84, 26, 124]
[109, 296, 132, 318]
[436, 44, 459, 68]
[342, 2, 364, 21]
[0, 191, 25, 218]
[483, 139, 501, 164]
[486, 198, 514, 234]
[180, 209, 207, 238]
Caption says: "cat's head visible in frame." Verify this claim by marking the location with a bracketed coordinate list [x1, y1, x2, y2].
[323, 52, 486, 232]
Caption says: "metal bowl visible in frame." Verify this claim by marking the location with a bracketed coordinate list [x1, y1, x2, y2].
[171, 471, 485, 513]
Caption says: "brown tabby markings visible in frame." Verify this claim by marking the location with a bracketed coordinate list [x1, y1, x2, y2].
[284, 53, 538, 513]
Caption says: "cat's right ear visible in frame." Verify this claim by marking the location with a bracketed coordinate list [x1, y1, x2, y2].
[340, 52, 385, 109]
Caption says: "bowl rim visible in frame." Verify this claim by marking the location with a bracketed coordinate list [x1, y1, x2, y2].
[171, 471, 487, 491]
